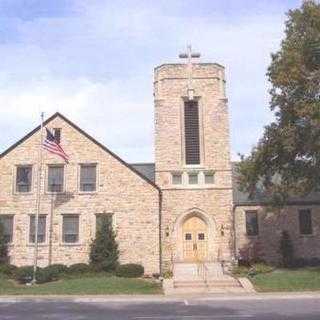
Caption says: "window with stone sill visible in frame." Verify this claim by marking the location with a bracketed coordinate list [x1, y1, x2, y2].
[29, 215, 46, 243]
[204, 171, 214, 184]
[245, 210, 259, 236]
[62, 215, 79, 243]
[0, 215, 14, 243]
[80, 164, 97, 192]
[16, 165, 32, 193]
[48, 165, 64, 193]
[172, 172, 182, 185]
[188, 172, 198, 185]
[299, 209, 313, 235]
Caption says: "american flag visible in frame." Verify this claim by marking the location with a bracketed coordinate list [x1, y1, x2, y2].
[43, 128, 69, 163]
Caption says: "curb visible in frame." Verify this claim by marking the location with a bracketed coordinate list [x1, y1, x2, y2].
[1, 292, 320, 303]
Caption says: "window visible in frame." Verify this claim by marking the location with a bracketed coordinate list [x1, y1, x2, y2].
[16, 166, 32, 193]
[185, 233, 192, 240]
[198, 233, 205, 240]
[48, 165, 64, 192]
[0, 215, 14, 243]
[299, 209, 312, 235]
[63, 215, 79, 243]
[184, 101, 200, 165]
[188, 172, 198, 185]
[29, 215, 46, 243]
[172, 173, 182, 185]
[204, 171, 214, 184]
[80, 164, 97, 192]
[53, 128, 61, 144]
[245, 211, 259, 236]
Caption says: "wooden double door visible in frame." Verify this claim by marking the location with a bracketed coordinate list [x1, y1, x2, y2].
[182, 216, 208, 262]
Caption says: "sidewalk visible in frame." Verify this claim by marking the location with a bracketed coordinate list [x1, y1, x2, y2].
[0, 291, 320, 303]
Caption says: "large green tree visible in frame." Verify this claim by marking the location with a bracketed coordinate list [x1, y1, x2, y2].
[238, 1, 320, 204]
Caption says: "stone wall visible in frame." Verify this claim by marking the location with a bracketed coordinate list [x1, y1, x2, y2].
[154, 63, 234, 271]
[234, 205, 320, 264]
[0, 115, 160, 275]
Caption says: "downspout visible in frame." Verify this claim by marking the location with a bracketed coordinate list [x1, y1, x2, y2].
[158, 189, 163, 276]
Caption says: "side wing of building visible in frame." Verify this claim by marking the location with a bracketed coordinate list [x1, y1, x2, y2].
[0, 113, 160, 275]
[232, 162, 320, 264]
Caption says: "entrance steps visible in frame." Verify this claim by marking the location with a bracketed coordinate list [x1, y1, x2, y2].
[163, 262, 252, 295]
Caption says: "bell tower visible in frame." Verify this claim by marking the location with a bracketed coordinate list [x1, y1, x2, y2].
[154, 48, 234, 272]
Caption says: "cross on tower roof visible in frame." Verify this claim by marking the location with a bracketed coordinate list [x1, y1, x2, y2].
[179, 45, 201, 101]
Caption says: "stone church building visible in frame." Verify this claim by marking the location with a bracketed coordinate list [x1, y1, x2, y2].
[1, 58, 319, 278]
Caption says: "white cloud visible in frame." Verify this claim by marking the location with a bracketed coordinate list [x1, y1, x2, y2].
[0, 1, 289, 162]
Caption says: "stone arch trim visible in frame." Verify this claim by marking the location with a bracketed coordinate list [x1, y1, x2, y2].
[172, 208, 218, 262]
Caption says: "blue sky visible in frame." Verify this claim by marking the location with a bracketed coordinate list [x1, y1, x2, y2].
[0, 0, 301, 162]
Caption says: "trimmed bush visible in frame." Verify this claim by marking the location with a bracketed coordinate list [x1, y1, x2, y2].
[35, 268, 55, 284]
[116, 264, 144, 278]
[14, 266, 35, 284]
[0, 264, 18, 277]
[252, 263, 274, 274]
[67, 263, 91, 274]
[232, 265, 250, 276]
[43, 264, 68, 280]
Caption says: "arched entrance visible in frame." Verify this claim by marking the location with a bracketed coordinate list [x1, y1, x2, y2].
[182, 215, 208, 262]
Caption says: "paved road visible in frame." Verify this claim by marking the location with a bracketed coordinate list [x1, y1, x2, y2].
[0, 296, 320, 319]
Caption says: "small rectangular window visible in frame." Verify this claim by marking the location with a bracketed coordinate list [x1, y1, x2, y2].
[80, 164, 97, 192]
[188, 173, 198, 185]
[63, 215, 79, 243]
[48, 165, 64, 192]
[204, 171, 214, 184]
[185, 233, 192, 240]
[29, 215, 46, 243]
[299, 209, 312, 235]
[172, 173, 182, 185]
[0, 215, 14, 243]
[246, 211, 259, 236]
[16, 166, 32, 193]
[53, 128, 61, 144]
[198, 233, 205, 240]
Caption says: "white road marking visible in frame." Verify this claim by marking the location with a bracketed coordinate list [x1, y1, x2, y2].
[133, 315, 254, 319]
[184, 299, 189, 305]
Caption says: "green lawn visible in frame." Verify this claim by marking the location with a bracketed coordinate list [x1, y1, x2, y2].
[250, 267, 320, 292]
[0, 275, 162, 295]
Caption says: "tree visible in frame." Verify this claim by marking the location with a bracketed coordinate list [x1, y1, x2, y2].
[238, 1, 320, 205]
[90, 215, 119, 271]
[0, 221, 8, 264]
[280, 231, 294, 267]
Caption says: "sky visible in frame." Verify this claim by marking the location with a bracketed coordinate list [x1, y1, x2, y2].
[0, 0, 302, 162]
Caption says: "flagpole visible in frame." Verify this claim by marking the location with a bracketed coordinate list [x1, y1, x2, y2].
[32, 112, 44, 284]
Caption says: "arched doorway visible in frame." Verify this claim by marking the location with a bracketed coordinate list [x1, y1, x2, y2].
[182, 215, 208, 262]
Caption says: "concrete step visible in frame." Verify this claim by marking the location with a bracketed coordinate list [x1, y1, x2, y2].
[173, 278, 241, 289]
[173, 262, 224, 281]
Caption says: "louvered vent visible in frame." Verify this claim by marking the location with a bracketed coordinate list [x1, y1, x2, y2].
[184, 101, 200, 165]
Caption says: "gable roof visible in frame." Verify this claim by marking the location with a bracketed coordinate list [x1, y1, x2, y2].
[0, 112, 160, 191]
